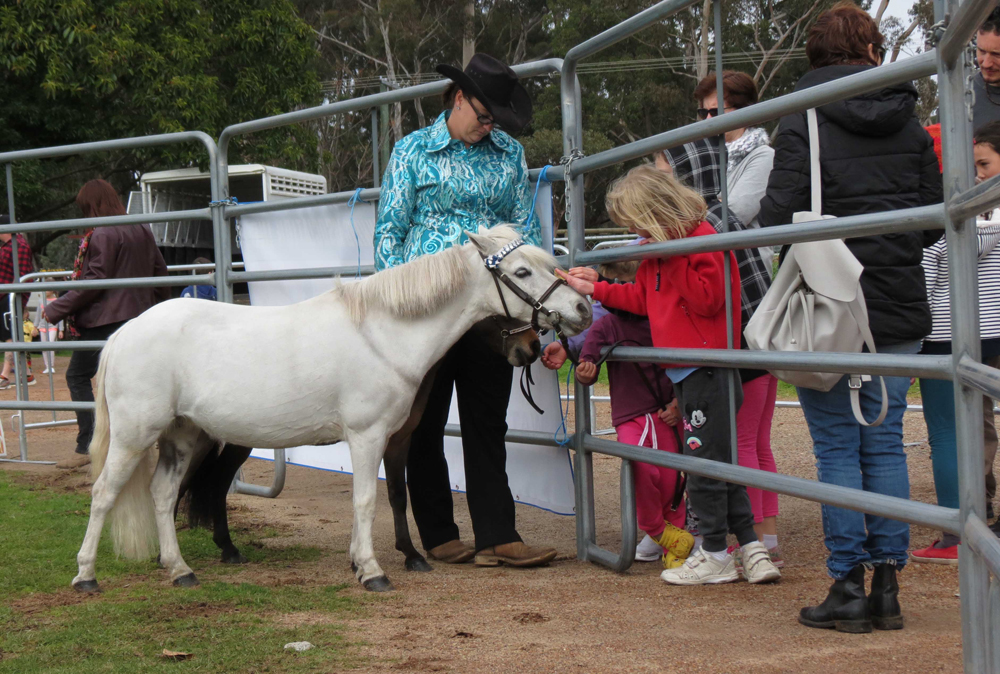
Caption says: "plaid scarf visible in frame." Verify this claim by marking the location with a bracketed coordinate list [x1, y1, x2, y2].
[64, 228, 94, 338]
[664, 139, 771, 331]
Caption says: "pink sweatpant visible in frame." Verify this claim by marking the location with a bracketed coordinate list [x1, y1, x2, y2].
[616, 413, 686, 539]
[737, 374, 780, 523]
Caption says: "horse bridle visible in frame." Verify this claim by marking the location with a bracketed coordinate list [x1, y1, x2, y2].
[481, 238, 578, 365]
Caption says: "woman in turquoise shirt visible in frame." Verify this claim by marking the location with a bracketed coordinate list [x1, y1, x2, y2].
[373, 54, 555, 568]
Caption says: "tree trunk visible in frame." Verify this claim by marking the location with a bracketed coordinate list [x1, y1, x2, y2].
[463, 0, 475, 67]
[698, 0, 712, 80]
[377, 14, 404, 142]
[412, 58, 427, 128]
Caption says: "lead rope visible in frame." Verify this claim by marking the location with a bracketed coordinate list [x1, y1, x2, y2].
[554, 362, 575, 446]
[347, 188, 367, 279]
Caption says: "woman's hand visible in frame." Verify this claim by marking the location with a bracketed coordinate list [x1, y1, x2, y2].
[557, 268, 595, 296]
[58, 330, 64, 340]
[658, 399, 681, 427]
[541, 342, 568, 370]
[575, 361, 598, 385]
[30, 327, 39, 339]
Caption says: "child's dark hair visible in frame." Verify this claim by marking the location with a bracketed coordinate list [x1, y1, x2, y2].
[975, 121, 1000, 153]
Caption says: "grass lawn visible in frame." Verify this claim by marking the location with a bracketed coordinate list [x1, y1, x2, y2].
[0, 472, 359, 673]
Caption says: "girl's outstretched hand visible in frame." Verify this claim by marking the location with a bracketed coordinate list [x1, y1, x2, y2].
[575, 361, 598, 385]
[557, 268, 595, 296]
[569, 267, 598, 283]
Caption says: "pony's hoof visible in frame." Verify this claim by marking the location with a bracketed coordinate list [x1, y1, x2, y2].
[172, 573, 199, 588]
[405, 556, 433, 572]
[351, 561, 359, 573]
[156, 554, 164, 568]
[72, 579, 100, 593]
[362, 575, 395, 592]
[221, 551, 248, 565]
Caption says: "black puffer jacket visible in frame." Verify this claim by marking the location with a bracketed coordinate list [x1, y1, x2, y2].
[758, 65, 943, 346]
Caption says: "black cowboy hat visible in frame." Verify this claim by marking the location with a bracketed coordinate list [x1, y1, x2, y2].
[436, 53, 533, 135]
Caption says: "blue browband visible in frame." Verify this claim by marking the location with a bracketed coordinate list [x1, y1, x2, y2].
[483, 239, 525, 269]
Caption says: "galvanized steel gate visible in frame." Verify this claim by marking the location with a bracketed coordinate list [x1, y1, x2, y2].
[2, 0, 999, 668]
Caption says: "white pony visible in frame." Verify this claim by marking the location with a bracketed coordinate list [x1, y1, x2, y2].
[73, 226, 591, 593]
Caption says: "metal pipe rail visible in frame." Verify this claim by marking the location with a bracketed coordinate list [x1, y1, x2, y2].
[584, 435, 962, 534]
[569, 204, 945, 266]
[604, 347, 954, 380]
[0, 274, 212, 295]
[229, 266, 375, 283]
[957, 355, 1000, 400]
[0, 208, 213, 238]
[225, 170, 554, 220]
[949, 172, 1000, 222]
[561, 51, 937, 180]
[217, 59, 565, 158]
[938, 0, 998, 65]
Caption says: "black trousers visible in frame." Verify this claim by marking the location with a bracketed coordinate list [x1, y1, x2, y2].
[67, 321, 124, 454]
[674, 367, 757, 552]
[407, 329, 522, 552]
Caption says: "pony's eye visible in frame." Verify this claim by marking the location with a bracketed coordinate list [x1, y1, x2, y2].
[514, 268, 532, 279]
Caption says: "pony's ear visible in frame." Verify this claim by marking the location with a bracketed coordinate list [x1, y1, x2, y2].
[466, 229, 492, 254]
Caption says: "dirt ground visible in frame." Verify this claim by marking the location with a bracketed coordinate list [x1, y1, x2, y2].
[1, 357, 968, 673]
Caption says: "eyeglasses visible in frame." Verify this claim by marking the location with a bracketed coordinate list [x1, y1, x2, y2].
[697, 105, 736, 120]
[469, 101, 496, 128]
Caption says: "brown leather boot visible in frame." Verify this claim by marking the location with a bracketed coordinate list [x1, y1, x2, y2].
[474, 541, 557, 567]
[426, 540, 475, 564]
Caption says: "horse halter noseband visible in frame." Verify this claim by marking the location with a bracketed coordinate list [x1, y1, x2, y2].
[481, 238, 578, 365]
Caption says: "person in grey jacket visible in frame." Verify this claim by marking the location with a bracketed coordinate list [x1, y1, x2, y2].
[693, 71, 775, 272]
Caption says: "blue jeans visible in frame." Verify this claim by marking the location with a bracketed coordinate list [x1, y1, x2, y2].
[796, 340, 919, 579]
[918, 377, 959, 510]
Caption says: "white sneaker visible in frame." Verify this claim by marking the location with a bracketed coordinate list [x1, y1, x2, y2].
[635, 534, 662, 562]
[659, 548, 739, 585]
[740, 541, 781, 584]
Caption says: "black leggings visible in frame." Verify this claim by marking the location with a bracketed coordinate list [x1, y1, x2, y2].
[674, 367, 757, 552]
[66, 321, 125, 454]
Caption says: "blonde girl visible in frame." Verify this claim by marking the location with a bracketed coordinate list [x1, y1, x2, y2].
[559, 165, 781, 586]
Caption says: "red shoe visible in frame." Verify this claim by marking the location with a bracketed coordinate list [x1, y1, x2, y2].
[909, 541, 958, 565]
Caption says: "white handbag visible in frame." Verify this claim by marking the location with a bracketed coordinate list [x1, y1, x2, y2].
[744, 108, 887, 426]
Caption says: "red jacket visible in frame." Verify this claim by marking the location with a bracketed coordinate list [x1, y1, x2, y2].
[591, 222, 741, 355]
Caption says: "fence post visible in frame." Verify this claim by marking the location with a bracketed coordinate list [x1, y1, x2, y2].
[713, 0, 739, 466]
[211, 149, 232, 304]
[937, 0, 991, 669]
[561, 64, 594, 560]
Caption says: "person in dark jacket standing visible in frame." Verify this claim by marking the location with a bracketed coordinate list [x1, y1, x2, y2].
[757, 2, 943, 634]
[45, 179, 169, 466]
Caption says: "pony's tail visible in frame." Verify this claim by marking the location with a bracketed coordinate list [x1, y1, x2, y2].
[89, 330, 159, 560]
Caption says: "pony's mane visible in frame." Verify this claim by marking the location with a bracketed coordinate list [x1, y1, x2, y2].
[334, 225, 556, 325]
[335, 245, 471, 324]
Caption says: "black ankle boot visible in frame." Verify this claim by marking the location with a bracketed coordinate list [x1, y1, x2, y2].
[799, 565, 872, 633]
[869, 563, 904, 630]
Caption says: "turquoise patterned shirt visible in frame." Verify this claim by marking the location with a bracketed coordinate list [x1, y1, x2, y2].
[374, 111, 538, 270]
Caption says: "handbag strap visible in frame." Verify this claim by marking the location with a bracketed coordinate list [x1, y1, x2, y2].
[807, 108, 822, 214]
[846, 300, 888, 427]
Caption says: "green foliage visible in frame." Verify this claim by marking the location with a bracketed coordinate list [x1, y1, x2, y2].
[0, 472, 353, 672]
[1, 0, 322, 256]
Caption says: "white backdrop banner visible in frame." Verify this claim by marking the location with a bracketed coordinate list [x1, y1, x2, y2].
[237, 182, 575, 515]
